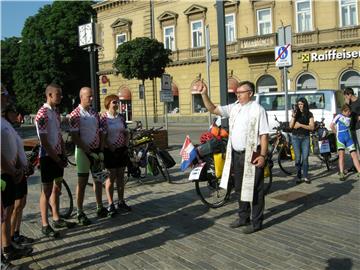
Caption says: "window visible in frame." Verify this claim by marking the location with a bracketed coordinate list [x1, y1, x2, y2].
[193, 94, 207, 113]
[116, 33, 127, 48]
[225, 14, 236, 43]
[257, 8, 272, 35]
[256, 75, 277, 93]
[340, 70, 360, 96]
[339, 0, 358, 27]
[164, 26, 175, 51]
[191, 20, 203, 48]
[296, 73, 317, 90]
[296, 0, 312, 32]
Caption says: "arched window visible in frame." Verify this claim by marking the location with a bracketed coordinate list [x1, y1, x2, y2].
[118, 86, 132, 121]
[296, 73, 317, 90]
[256, 75, 277, 93]
[340, 70, 360, 95]
[191, 79, 208, 113]
[167, 83, 180, 114]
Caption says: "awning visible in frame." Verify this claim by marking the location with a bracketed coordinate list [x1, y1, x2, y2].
[228, 77, 239, 93]
[191, 79, 206, 94]
[118, 86, 132, 100]
[172, 83, 179, 96]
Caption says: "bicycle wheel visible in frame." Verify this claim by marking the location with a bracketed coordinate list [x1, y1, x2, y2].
[156, 153, 171, 183]
[195, 175, 231, 208]
[278, 144, 297, 175]
[317, 153, 339, 163]
[64, 140, 76, 166]
[48, 179, 73, 219]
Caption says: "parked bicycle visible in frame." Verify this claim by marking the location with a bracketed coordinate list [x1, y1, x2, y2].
[25, 143, 73, 219]
[311, 118, 338, 171]
[127, 126, 175, 183]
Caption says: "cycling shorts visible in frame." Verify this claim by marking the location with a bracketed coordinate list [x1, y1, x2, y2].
[1, 174, 16, 208]
[15, 180, 28, 200]
[75, 147, 103, 181]
[337, 130, 356, 152]
[40, 156, 64, 184]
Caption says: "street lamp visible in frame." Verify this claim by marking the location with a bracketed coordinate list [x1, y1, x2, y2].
[78, 17, 99, 112]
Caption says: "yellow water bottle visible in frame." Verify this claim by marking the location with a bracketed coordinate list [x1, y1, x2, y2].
[290, 145, 295, 161]
[264, 164, 270, 177]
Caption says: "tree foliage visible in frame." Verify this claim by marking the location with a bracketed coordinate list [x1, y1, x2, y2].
[114, 37, 172, 83]
[13, 1, 95, 113]
[1, 37, 21, 95]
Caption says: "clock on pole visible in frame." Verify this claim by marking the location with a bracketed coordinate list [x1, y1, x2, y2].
[78, 22, 94, 47]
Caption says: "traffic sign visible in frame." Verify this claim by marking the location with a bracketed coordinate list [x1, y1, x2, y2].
[160, 90, 173, 102]
[275, 44, 292, 67]
[161, 74, 171, 91]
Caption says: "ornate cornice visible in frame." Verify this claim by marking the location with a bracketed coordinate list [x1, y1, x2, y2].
[92, 0, 133, 13]
[157, 11, 178, 22]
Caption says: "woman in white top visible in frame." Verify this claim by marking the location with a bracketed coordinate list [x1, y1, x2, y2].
[100, 95, 131, 216]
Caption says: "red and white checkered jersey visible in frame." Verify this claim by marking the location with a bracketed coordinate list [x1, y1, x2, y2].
[35, 103, 63, 157]
[1, 117, 19, 167]
[69, 105, 100, 150]
[100, 112, 127, 148]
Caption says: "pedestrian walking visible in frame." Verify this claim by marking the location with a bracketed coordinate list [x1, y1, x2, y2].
[199, 80, 270, 234]
[289, 97, 314, 184]
[100, 95, 131, 216]
[330, 104, 360, 180]
[35, 84, 75, 238]
[69, 87, 107, 226]
[343, 87, 360, 157]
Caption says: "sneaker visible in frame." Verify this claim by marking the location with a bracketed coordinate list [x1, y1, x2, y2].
[53, 219, 76, 229]
[303, 178, 311, 184]
[117, 200, 132, 212]
[77, 212, 91, 226]
[3, 244, 32, 262]
[297, 170, 302, 180]
[339, 172, 345, 181]
[241, 225, 262, 234]
[97, 207, 109, 218]
[12, 234, 34, 245]
[229, 218, 250, 228]
[41, 225, 60, 238]
[107, 204, 117, 217]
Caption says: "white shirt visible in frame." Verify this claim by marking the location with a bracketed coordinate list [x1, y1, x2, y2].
[219, 101, 270, 152]
[35, 103, 62, 157]
[69, 105, 100, 149]
[100, 112, 127, 148]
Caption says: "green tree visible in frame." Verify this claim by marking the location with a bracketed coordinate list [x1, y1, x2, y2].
[13, 1, 95, 113]
[114, 37, 171, 127]
[1, 37, 21, 94]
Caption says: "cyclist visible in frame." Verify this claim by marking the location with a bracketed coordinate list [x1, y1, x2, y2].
[1, 85, 32, 267]
[330, 104, 360, 181]
[35, 84, 75, 238]
[69, 87, 107, 226]
[200, 81, 269, 234]
[100, 95, 131, 216]
[3, 105, 35, 246]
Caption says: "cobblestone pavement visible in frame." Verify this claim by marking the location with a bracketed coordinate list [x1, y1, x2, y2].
[12, 126, 360, 269]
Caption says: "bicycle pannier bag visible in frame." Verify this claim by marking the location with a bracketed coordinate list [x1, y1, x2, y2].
[158, 150, 176, 168]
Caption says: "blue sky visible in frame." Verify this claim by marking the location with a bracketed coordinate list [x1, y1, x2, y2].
[1, 0, 52, 39]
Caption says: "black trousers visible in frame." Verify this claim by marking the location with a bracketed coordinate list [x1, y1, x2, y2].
[232, 150, 264, 229]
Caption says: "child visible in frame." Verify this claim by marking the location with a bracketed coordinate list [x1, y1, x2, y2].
[330, 104, 360, 180]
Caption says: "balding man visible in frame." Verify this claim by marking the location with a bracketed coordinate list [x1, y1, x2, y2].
[35, 83, 74, 239]
[69, 87, 107, 226]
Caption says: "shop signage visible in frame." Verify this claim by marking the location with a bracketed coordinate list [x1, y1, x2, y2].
[302, 49, 360, 62]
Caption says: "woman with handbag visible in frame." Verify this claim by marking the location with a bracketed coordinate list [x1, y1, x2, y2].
[100, 95, 131, 216]
[290, 97, 315, 184]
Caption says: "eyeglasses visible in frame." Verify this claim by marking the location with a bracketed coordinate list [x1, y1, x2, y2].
[235, 90, 250, 95]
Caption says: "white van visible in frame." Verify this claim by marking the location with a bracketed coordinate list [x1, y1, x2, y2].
[254, 89, 345, 131]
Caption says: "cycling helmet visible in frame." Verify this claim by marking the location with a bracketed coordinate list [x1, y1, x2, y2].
[199, 131, 214, 144]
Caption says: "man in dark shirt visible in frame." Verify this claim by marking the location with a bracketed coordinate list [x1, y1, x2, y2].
[344, 87, 360, 157]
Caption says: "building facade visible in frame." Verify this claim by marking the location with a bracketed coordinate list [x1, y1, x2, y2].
[93, 0, 360, 124]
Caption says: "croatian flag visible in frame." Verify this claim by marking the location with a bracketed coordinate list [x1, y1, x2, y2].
[180, 135, 197, 171]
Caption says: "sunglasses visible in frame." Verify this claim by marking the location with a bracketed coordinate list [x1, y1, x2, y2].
[111, 100, 119, 105]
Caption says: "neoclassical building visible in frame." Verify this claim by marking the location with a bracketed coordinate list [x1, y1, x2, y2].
[93, 0, 360, 124]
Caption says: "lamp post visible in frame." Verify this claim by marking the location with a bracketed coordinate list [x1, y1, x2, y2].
[78, 18, 99, 112]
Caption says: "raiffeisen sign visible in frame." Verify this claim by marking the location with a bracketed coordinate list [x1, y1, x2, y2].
[301, 49, 360, 62]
